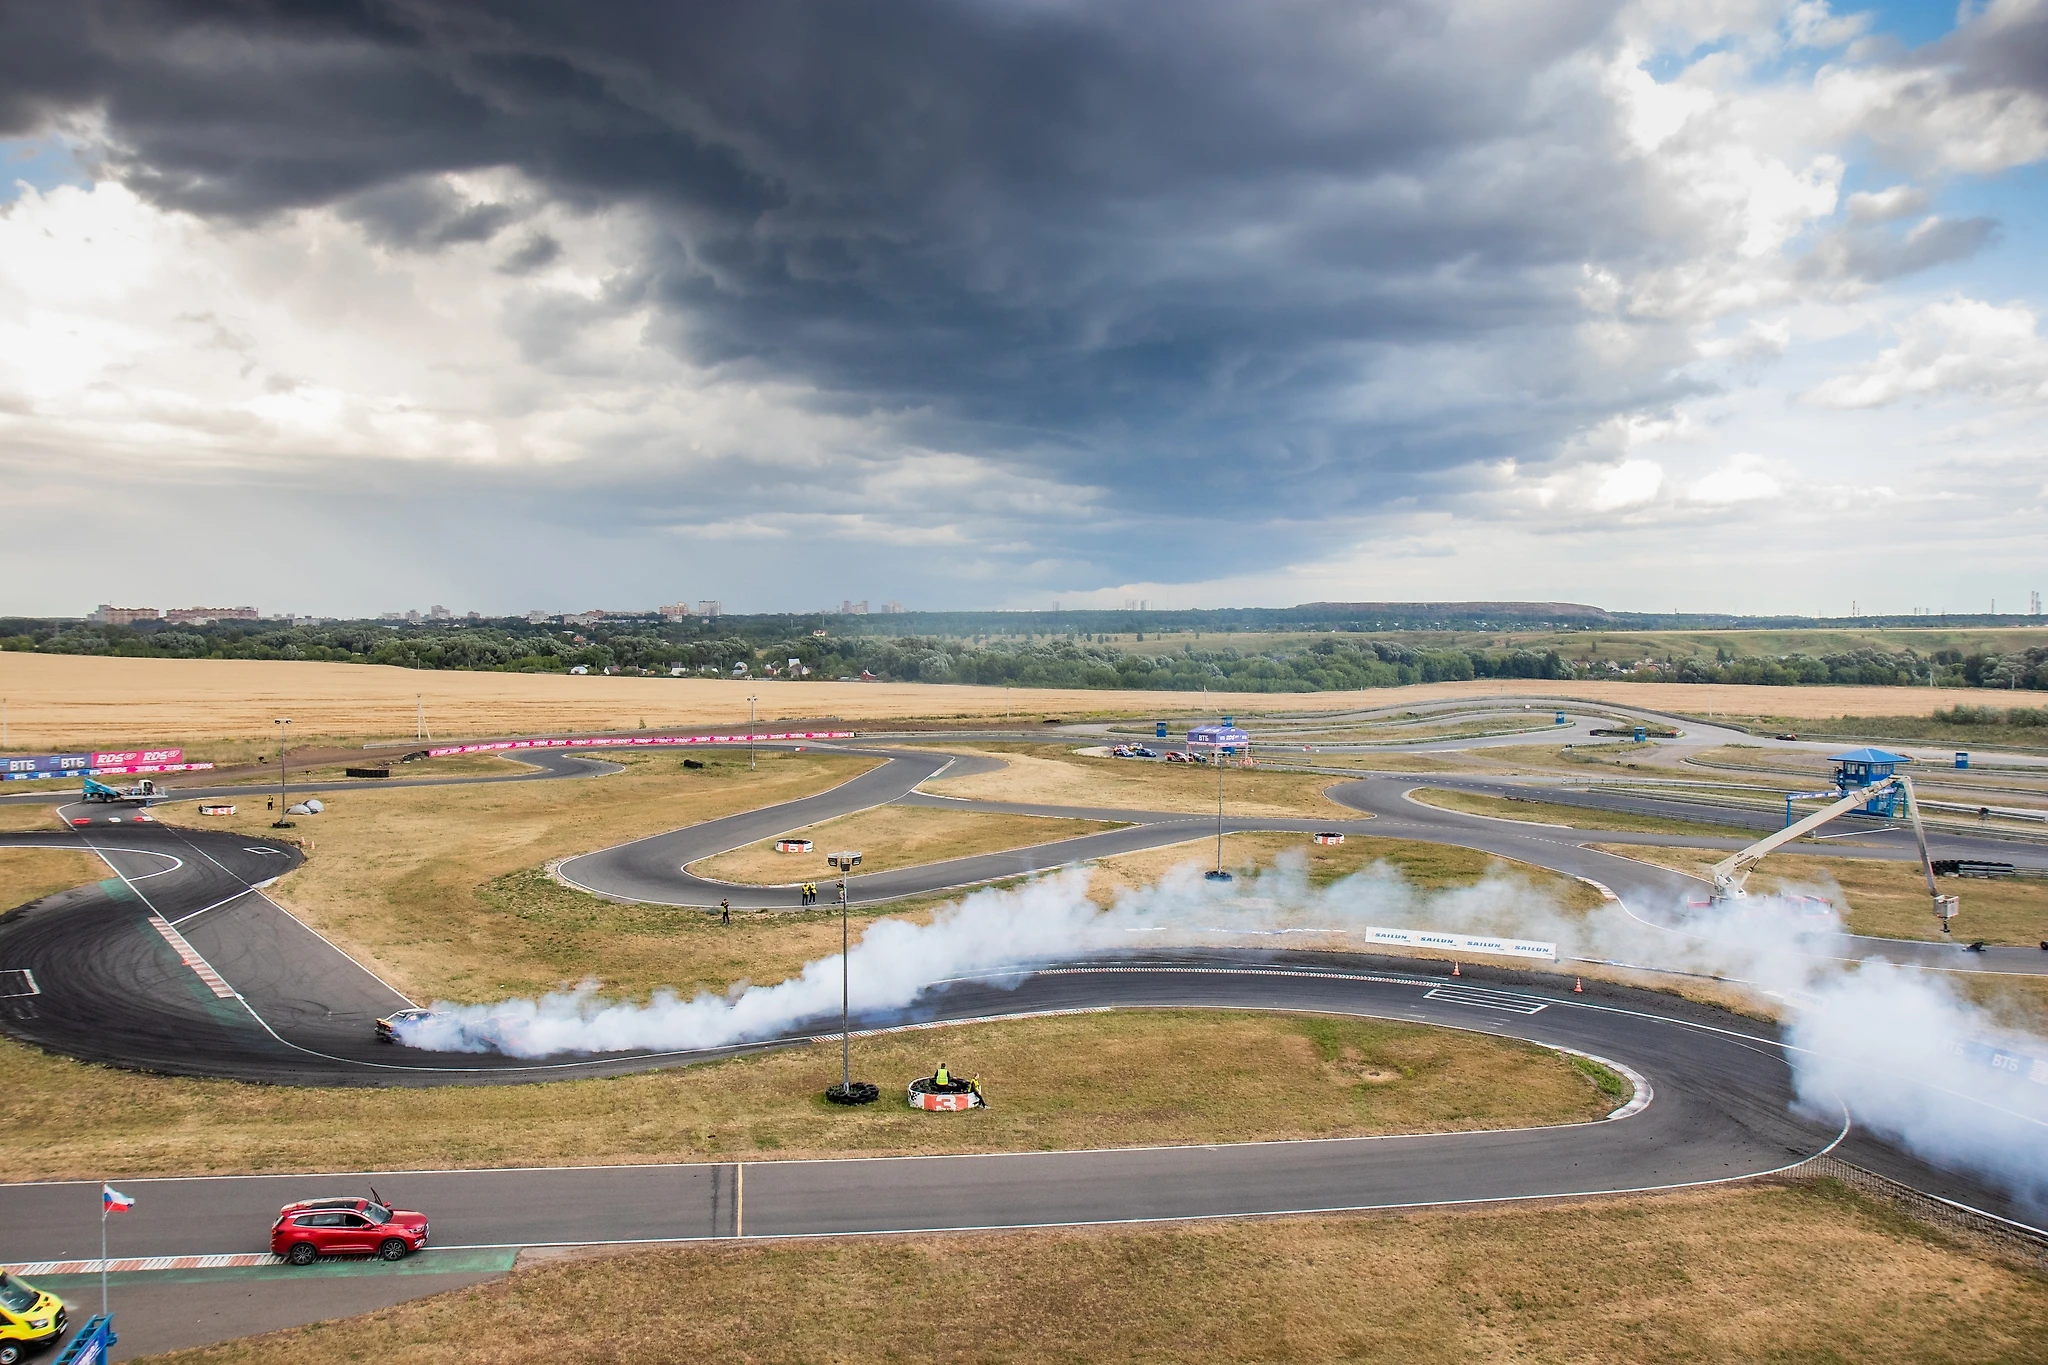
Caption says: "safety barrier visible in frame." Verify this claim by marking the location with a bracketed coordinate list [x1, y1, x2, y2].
[908, 1077, 984, 1111]
[775, 839, 815, 853]
[422, 731, 855, 758]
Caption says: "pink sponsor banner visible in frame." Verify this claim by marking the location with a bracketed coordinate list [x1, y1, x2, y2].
[87, 761, 215, 777]
[425, 732, 853, 758]
[92, 748, 183, 767]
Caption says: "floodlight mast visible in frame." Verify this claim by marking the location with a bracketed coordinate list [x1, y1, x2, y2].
[1707, 774, 1957, 927]
[829, 850, 862, 1092]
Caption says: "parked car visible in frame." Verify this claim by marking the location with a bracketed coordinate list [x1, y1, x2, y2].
[272, 1194, 429, 1265]
[1130, 745, 1158, 758]
[0, 1268, 65, 1364]
[1164, 751, 1191, 763]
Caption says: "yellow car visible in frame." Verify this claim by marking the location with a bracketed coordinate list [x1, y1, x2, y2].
[0, 1268, 65, 1364]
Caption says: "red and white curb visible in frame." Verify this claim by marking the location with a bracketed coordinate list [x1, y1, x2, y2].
[1578, 877, 1620, 902]
[146, 913, 239, 999]
[11, 1253, 282, 1275]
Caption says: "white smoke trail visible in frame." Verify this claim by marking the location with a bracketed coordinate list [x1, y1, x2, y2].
[398, 851, 2048, 1212]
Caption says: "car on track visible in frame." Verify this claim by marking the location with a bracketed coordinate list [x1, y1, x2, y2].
[375, 1007, 446, 1043]
[271, 1194, 429, 1265]
[0, 1268, 66, 1364]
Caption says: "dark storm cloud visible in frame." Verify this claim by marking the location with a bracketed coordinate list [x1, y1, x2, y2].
[3, 0, 1713, 586]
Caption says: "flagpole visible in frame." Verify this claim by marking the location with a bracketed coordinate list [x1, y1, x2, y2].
[100, 1193, 108, 1319]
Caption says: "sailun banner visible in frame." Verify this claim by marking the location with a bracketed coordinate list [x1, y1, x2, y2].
[1360, 926, 1558, 962]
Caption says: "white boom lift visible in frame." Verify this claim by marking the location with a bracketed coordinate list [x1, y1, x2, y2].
[1708, 773, 1960, 931]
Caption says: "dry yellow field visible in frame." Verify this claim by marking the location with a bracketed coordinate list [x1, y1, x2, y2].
[0, 652, 1972, 749]
[0, 802, 66, 832]
[153, 1182, 2048, 1365]
[688, 804, 1124, 884]
[921, 744, 1363, 817]
[189, 749, 885, 1003]
[0, 847, 106, 908]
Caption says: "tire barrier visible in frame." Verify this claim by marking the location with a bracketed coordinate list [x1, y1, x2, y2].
[909, 1076, 985, 1111]
[826, 1080, 881, 1105]
[197, 803, 236, 816]
[1313, 832, 1345, 845]
[776, 839, 815, 853]
[344, 767, 390, 779]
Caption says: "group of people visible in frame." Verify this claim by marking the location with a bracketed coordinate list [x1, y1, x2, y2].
[799, 882, 828, 906]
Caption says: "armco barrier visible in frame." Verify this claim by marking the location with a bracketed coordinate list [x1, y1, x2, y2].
[423, 731, 855, 758]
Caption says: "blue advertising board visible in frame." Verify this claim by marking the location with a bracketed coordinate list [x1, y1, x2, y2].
[2, 753, 93, 779]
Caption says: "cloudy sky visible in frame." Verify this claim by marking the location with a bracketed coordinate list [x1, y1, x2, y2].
[3, 0, 2045, 618]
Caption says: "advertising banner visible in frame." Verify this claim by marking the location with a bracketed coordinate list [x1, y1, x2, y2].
[425, 732, 854, 757]
[92, 748, 183, 768]
[2, 752, 211, 781]
[1360, 925, 1558, 962]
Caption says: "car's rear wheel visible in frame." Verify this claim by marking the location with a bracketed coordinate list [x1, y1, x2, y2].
[378, 1238, 409, 1262]
[286, 1242, 318, 1266]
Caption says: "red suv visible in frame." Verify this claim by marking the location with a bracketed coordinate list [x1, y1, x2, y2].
[271, 1193, 429, 1265]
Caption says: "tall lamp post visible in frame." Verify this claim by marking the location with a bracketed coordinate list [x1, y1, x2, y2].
[823, 851, 876, 1104]
[748, 694, 758, 771]
[272, 717, 292, 829]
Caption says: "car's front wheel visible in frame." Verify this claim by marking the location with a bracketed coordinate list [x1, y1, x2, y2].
[2, 1339, 26, 1364]
[286, 1242, 318, 1266]
[377, 1238, 409, 1262]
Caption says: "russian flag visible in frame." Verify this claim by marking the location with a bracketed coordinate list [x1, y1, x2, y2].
[102, 1184, 133, 1213]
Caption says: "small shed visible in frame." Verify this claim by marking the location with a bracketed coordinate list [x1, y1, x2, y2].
[1830, 747, 1909, 817]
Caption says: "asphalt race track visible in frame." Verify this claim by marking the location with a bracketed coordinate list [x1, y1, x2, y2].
[4, 704, 2046, 1357]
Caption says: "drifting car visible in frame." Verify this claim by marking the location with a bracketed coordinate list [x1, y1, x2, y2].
[272, 1193, 429, 1265]
[0, 1268, 65, 1365]
[375, 1007, 446, 1043]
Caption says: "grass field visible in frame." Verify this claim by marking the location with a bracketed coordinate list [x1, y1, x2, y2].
[0, 652, 1990, 748]
[920, 744, 1361, 817]
[1585, 844, 2048, 946]
[149, 1181, 2048, 1365]
[1082, 829, 1608, 914]
[688, 804, 1126, 884]
[1407, 787, 1757, 837]
[0, 801, 65, 832]
[186, 749, 884, 1003]
[0, 1010, 1616, 1180]
[0, 847, 106, 909]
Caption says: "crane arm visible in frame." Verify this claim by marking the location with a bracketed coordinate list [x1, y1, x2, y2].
[1709, 775, 1901, 898]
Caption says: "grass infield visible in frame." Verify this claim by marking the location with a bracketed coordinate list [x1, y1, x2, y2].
[0, 847, 107, 909]
[1407, 786, 1758, 838]
[687, 803, 1126, 884]
[0, 1009, 1617, 1181]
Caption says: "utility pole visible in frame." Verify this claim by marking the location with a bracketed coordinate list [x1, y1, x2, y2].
[748, 694, 758, 770]
[272, 717, 292, 828]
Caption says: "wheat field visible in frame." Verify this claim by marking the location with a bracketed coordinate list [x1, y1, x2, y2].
[0, 651, 1968, 748]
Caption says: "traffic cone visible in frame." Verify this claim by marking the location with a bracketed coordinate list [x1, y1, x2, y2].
[1451, 961, 1461, 978]
[1574, 978, 1584, 994]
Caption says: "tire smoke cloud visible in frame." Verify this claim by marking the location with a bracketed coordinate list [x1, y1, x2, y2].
[398, 853, 2048, 1214]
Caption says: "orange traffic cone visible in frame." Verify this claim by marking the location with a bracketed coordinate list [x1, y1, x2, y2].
[1574, 978, 1584, 994]
[1451, 961, 1461, 978]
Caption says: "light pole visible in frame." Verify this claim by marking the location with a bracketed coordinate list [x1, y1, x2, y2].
[272, 718, 292, 828]
[748, 694, 758, 771]
[823, 850, 875, 1104]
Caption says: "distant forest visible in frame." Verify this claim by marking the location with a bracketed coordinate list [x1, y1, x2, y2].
[3, 608, 2044, 696]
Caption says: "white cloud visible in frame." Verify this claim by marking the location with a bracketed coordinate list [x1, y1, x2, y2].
[1686, 451, 1785, 503]
[1806, 297, 2048, 408]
